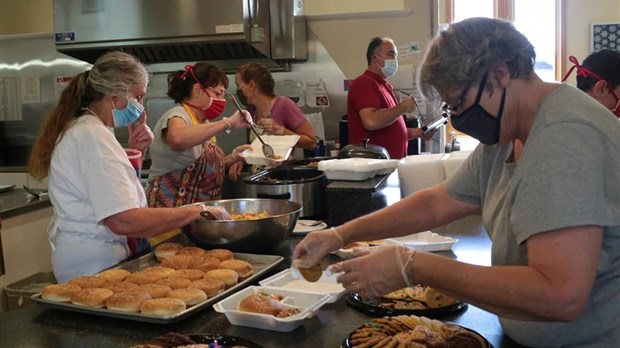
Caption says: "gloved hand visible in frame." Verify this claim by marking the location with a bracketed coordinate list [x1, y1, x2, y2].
[231, 144, 253, 161]
[128, 114, 154, 154]
[292, 228, 344, 269]
[199, 204, 232, 220]
[228, 110, 251, 129]
[227, 160, 245, 181]
[327, 245, 416, 299]
[257, 118, 285, 135]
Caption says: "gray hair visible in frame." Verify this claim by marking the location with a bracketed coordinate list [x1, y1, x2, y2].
[419, 17, 535, 101]
[88, 51, 149, 96]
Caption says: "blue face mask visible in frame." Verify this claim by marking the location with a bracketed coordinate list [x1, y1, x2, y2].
[377, 56, 398, 78]
[112, 97, 144, 128]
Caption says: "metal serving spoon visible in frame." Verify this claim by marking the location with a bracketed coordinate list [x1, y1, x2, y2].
[225, 92, 275, 159]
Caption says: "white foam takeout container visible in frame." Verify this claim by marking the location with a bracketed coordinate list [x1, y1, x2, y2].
[318, 158, 399, 181]
[212, 285, 331, 332]
[334, 231, 458, 259]
[240, 135, 300, 166]
[259, 269, 346, 303]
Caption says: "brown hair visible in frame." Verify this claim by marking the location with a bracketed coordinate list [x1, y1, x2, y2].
[28, 51, 149, 180]
[167, 62, 228, 103]
[236, 62, 275, 97]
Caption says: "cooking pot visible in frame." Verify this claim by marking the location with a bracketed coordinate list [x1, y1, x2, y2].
[243, 166, 327, 218]
[338, 138, 390, 159]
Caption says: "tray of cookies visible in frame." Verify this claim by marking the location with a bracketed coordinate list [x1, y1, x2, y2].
[32, 243, 284, 324]
[345, 285, 467, 318]
[341, 314, 491, 348]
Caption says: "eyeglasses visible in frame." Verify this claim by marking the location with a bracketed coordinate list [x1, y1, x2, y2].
[446, 80, 475, 116]
[206, 87, 226, 100]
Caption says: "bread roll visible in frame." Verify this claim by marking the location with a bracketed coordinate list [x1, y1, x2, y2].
[205, 249, 234, 261]
[167, 288, 207, 306]
[141, 266, 176, 279]
[175, 246, 206, 259]
[161, 254, 195, 270]
[154, 242, 183, 261]
[70, 288, 114, 308]
[102, 281, 140, 293]
[96, 268, 130, 283]
[219, 259, 254, 280]
[140, 298, 186, 316]
[139, 284, 173, 299]
[189, 255, 220, 272]
[156, 277, 191, 290]
[126, 271, 161, 285]
[204, 269, 238, 288]
[190, 278, 225, 297]
[171, 269, 204, 281]
[105, 290, 152, 312]
[42, 283, 81, 302]
[68, 276, 108, 289]
[237, 293, 282, 316]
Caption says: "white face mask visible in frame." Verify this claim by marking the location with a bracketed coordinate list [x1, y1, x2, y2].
[378, 57, 398, 78]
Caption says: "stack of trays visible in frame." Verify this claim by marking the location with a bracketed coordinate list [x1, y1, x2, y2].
[318, 158, 399, 181]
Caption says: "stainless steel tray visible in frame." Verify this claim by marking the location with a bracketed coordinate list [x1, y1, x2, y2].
[32, 251, 284, 324]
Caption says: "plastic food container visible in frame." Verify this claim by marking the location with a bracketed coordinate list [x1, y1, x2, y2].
[240, 135, 300, 166]
[318, 158, 398, 181]
[259, 269, 346, 303]
[213, 286, 331, 332]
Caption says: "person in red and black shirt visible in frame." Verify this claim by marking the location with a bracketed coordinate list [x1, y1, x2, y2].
[347, 37, 433, 159]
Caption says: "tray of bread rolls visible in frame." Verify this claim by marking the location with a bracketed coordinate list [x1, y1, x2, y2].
[31, 243, 283, 324]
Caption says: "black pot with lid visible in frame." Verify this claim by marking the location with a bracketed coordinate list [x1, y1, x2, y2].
[338, 138, 390, 159]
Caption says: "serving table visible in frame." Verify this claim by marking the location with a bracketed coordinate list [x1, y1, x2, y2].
[0, 219, 524, 347]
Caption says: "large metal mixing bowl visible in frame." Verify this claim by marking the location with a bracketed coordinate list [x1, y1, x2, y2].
[182, 198, 302, 253]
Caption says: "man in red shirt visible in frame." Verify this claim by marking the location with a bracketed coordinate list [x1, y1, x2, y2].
[347, 37, 432, 159]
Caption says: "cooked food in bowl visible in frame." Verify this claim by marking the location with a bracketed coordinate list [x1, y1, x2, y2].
[182, 199, 302, 253]
[230, 211, 271, 220]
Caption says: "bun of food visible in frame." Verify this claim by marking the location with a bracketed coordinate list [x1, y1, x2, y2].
[156, 277, 191, 290]
[102, 281, 140, 293]
[42, 283, 82, 302]
[140, 298, 186, 316]
[154, 242, 183, 261]
[189, 255, 220, 272]
[298, 264, 322, 282]
[140, 266, 176, 279]
[171, 269, 205, 281]
[219, 259, 254, 280]
[167, 288, 207, 306]
[68, 275, 108, 289]
[237, 293, 283, 316]
[105, 290, 152, 312]
[70, 288, 114, 308]
[175, 246, 206, 259]
[126, 271, 161, 285]
[161, 254, 195, 270]
[139, 284, 173, 299]
[190, 278, 225, 297]
[204, 269, 238, 288]
[205, 249, 234, 261]
[96, 268, 130, 283]
[424, 287, 458, 309]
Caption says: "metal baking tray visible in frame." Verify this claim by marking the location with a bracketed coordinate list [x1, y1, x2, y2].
[31, 251, 284, 324]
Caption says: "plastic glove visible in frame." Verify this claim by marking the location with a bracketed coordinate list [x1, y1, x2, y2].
[128, 114, 154, 154]
[327, 245, 416, 299]
[200, 204, 232, 220]
[257, 118, 285, 135]
[227, 160, 245, 181]
[292, 227, 344, 269]
[231, 144, 253, 161]
[227, 110, 251, 129]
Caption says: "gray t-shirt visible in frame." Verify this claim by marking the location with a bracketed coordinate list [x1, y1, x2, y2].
[446, 84, 620, 347]
[148, 105, 205, 179]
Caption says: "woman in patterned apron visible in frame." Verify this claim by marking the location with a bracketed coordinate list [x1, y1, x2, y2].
[147, 62, 251, 245]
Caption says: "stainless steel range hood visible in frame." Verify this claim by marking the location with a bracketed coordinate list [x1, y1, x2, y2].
[53, 0, 307, 71]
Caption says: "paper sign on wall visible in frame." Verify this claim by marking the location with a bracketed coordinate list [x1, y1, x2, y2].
[0, 77, 21, 121]
[20, 75, 41, 104]
[305, 80, 330, 108]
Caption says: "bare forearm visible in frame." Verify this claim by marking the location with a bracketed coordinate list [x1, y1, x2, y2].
[168, 121, 229, 151]
[361, 105, 407, 130]
[104, 205, 201, 238]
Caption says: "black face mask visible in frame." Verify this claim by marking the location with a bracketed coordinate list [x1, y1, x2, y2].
[450, 76, 506, 145]
[236, 88, 248, 106]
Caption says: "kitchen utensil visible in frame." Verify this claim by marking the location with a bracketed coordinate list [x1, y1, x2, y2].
[299, 220, 324, 227]
[182, 198, 302, 253]
[338, 138, 390, 159]
[422, 108, 449, 135]
[226, 92, 275, 159]
[22, 185, 40, 199]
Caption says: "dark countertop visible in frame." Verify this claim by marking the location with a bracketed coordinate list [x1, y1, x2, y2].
[0, 188, 52, 219]
[0, 225, 524, 347]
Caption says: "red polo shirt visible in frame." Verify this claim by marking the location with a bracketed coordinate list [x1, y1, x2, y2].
[347, 70, 408, 159]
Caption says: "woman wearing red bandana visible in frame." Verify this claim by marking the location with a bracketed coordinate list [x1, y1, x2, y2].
[147, 62, 251, 245]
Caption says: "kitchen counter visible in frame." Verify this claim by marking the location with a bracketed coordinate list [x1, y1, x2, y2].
[0, 188, 51, 219]
[0, 224, 524, 347]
